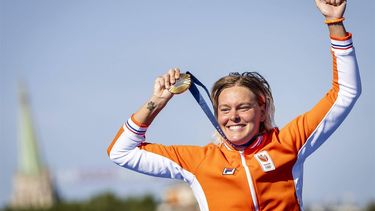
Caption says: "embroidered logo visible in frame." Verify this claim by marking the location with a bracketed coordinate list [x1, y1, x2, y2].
[222, 168, 236, 175]
[255, 151, 275, 172]
[257, 154, 268, 162]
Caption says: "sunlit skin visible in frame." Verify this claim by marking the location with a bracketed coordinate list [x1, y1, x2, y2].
[217, 86, 266, 147]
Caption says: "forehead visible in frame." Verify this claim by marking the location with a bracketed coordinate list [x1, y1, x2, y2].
[218, 86, 257, 105]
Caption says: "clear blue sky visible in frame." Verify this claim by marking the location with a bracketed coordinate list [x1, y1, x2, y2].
[1, 0, 374, 208]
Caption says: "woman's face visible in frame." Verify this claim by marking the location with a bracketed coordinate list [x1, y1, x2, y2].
[217, 86, 265, 146]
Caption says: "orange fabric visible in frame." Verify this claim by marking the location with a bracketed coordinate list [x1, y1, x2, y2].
[140, 131, 303, 210]
[330, 32, 352, 41]
[131, 113, 149, 127]
[107, 127, 124, 156]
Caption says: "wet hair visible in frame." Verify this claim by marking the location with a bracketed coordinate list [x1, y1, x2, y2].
[211, 72, 276, 133]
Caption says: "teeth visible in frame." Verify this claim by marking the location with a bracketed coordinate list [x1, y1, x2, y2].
[228, 125, 243, 131]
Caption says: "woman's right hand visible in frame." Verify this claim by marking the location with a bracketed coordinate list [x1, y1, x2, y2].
[152, 68, 181, 103]
[133, 68, 182, 126]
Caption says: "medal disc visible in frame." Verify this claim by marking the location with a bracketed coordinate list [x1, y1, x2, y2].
[169, 73, 192, 94]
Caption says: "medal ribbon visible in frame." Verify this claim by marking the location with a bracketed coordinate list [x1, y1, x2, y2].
[186, 71, 228, 140]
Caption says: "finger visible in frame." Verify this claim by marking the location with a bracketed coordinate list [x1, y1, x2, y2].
[173, 68, 181, 80]
[168, 68, 181, 85]
[336, 0, 345, 6]
[327, 0, 334, 6]
[327, 0, 342, 6]
[163, 73, 171, 89]
[175, 69, 181, 80]
[168, 68, 177, 85]
[325, 0, 335, 6]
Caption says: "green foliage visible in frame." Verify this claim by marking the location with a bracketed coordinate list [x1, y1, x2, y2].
[366, 201, 375, 211]
[2, 193, 157, 211]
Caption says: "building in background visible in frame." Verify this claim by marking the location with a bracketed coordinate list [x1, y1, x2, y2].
[9, 83, 58, 209]
[157, 183, 199, 211]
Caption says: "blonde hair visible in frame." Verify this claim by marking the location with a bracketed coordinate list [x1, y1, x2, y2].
[211, 72, 276, 136]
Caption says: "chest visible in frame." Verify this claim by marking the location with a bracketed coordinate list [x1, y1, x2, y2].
[196, 141, 297, 186]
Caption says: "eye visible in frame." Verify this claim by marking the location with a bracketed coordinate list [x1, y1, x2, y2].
[238, 103, 255, 111]
[219, 107, 230, 113]
[239, 106, 251, 111]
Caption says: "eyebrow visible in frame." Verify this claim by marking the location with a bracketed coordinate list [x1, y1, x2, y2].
[218, 102, 256, 108]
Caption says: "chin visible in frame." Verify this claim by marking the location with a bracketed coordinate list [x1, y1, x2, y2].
[228, 132, 256, 143]
[228, 137, 249, 145]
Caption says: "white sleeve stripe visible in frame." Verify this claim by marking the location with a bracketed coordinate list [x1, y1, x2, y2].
[331, 38, 353, 49]
[125, 121, 146, 136]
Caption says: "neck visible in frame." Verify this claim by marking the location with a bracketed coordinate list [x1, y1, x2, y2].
[227, 135, 259, 151]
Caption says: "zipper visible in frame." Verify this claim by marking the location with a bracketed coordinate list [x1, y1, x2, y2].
[240, 151, 259, 211]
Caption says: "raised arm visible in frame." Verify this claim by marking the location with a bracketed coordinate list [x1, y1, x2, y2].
[285, 2, 361, 207]
[315, 0, 347, 37]
[280, 0, 361, 151]
[133, 68, 181, 126]
[107, 68, 207, 183]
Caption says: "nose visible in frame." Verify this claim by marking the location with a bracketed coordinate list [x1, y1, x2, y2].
[229, 110, 240, 122]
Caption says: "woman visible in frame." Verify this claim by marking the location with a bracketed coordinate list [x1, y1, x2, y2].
[107, 0, 361, 210]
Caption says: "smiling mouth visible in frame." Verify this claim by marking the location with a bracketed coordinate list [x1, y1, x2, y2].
[227, 125, 245, 131]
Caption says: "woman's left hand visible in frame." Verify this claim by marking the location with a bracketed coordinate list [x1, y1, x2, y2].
[315, 0, 347, 19]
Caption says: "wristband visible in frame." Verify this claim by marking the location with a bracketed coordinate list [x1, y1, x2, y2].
[325, 17, 345, 25]
[131, 114, 149, 128]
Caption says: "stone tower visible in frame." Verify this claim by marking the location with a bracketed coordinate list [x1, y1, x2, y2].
[9, 83, 57, 209]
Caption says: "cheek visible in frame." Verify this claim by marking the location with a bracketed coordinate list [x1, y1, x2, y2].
[217, 113, 228, 125]
[241, 111, 258, 123]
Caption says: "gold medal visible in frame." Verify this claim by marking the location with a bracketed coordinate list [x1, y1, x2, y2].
[169, 73, 192, 94]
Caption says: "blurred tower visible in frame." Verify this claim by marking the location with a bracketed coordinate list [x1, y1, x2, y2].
[9, 83, 57, 209]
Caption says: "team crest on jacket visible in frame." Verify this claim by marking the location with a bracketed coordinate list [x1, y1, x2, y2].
[222, 168, 236, 175]
[255, 151, 275, 172]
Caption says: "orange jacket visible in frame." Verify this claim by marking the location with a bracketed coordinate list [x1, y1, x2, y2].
[107, 34, 361, 211]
